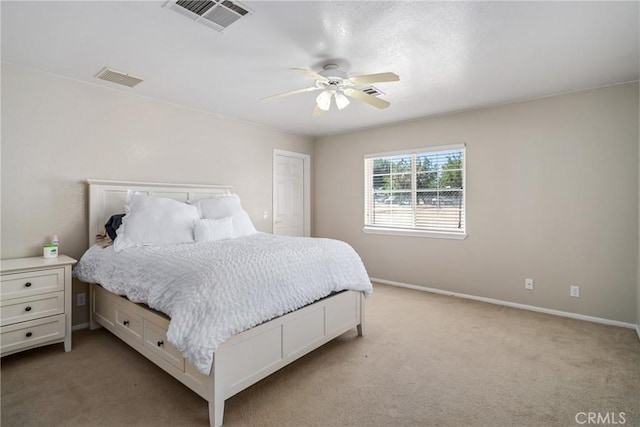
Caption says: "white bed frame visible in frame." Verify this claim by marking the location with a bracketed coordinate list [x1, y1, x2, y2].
[85, 179, 365, 427]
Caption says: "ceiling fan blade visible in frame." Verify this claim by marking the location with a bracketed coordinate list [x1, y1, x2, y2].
[343, 88, 391, 109]
[291, 68, 329, 82]
[312, 106, 326, 116]
[348, 72, 399, 85]
[261, 86, 320, 101]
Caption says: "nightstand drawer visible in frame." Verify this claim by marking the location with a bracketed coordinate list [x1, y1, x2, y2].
[0, 268, 64, 301]
[1, 314, 65, 354]
[0, 292, 65, 326]
[144, 320, 184, 370]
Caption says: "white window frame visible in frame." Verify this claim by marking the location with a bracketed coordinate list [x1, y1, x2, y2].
[363, 143, 467, 240]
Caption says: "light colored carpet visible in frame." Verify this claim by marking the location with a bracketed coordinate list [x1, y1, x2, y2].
[2, 283, 639, 426]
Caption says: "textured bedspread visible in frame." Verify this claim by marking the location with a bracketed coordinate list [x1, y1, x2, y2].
[74, 233, 372, 374]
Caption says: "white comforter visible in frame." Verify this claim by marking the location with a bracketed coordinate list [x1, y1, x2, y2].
[74, 233, 372, 374]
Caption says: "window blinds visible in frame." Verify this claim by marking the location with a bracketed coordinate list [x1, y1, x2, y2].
[364, 144, 465, 235]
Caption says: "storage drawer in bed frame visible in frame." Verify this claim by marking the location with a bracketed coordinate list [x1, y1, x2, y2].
[91, 284, 210, 396]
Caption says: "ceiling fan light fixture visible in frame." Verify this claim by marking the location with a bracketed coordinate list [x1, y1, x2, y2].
[262, 64, 399, 115]
[316, 90, 332, 111]
[335, 92, 350, 110]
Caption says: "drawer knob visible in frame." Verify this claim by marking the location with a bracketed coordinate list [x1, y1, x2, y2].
[123, 320, 130, 326]
[25, 306, 32, 312]
[157, 340, 164, 347]
[26, 332, 33, 338]
[25, 282, 32, 287]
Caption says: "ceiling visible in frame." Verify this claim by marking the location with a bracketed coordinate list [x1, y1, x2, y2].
[2, 1, 639, 137]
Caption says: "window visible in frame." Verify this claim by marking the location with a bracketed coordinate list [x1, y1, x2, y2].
[364, 144, 466, 239]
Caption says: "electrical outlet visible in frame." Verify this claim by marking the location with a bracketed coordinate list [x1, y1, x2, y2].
[570, 285, 580, 298]
[77, 293, 86, 306]
[525, 278, 534, 290]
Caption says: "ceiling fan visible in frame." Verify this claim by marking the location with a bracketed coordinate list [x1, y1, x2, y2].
[262, 64, 399, 116]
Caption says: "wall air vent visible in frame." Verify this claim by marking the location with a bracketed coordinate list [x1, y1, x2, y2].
[94, 67, 143, 88]
[164, 0, 252, 32]
[360, 86, 384, 97]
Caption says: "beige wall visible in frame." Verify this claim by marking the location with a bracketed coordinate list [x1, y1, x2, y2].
[315, 83, 639, 324]
[2, 63, 638, 327]
[1, 63, 313, 325]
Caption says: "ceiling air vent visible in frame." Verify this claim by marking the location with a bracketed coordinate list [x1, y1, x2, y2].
[360, 86, 384, 97]
[165, 0, 252, 32]
[94, 67, 143, 88]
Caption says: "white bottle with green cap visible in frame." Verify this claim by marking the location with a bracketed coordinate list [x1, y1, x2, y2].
[44, 235, 60, 258]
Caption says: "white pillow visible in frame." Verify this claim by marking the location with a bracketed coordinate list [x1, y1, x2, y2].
[192, 194, 257, 238]
[194, 217, 233, 242]
[113, 191, 200, 252]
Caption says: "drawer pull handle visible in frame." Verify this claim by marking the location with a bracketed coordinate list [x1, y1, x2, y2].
[123, 320, 130, 326]
[157, 340, 164, 347]
[25, 282, 32, 287]
[25, 306, 32, 312]
[26, 332, 33, 338]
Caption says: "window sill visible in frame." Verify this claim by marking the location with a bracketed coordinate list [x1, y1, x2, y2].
[362, 226, 467, 240]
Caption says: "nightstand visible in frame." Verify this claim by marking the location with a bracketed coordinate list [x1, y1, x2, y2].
[1, 255, 77, 356]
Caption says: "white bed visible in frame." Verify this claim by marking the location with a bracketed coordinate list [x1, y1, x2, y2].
[82, 179, 369, 427]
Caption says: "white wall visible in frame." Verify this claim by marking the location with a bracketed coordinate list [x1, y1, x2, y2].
[1, 63, 313, 325]
[315, 83, 639, 324]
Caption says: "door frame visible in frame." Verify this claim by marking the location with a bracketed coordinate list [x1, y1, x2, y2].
[273, 149, 311, 237]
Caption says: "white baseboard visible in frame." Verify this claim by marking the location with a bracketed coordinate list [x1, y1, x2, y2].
[72, 322, 89, 331]
[636, 324, 640, 341]
[372, 277, 636, 330]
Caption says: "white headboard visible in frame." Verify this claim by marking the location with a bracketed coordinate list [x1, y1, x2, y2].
[87, 179, 232, 247]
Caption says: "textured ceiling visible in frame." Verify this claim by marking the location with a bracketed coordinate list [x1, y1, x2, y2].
[1, 1, 638, 137]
